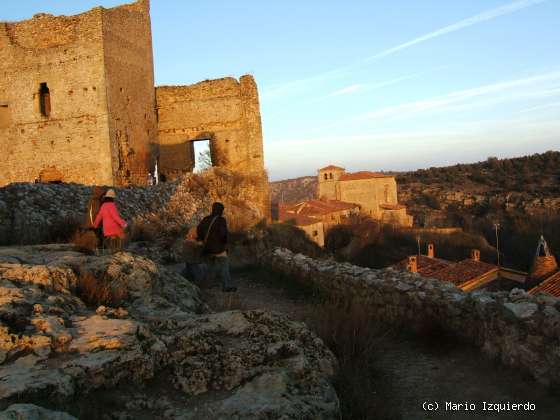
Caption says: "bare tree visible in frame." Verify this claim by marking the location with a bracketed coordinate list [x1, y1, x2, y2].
[197, 149, 212, 170]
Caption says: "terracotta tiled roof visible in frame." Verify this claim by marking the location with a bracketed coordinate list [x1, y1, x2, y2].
[394, 255, 453, 277]
[529, 271, 560, 297]
[529, 256, 558, 281]
[339, 171, 393, 181]
[318, 165, 345, 171]
[429, 259, 498, 286]
[380, 203, 406, 210]
[281, 199, 360, 219]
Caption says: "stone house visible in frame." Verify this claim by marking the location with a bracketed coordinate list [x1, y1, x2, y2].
[279, 199, 360, 247]
[317, 165, 413, 226]
[0, 0, 269, 216]
[287, 215, 326, 248]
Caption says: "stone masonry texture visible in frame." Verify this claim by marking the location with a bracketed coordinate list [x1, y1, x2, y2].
[263, 248, 560, 388]
[156, 75, 270, 216]
[0, 1, 156, 187]
[0, 0, 269, 208]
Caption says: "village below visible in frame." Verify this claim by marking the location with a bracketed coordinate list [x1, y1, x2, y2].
[0, 1, 559, 419]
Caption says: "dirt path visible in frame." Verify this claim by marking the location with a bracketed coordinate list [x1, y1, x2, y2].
[180, 266, 560, 420]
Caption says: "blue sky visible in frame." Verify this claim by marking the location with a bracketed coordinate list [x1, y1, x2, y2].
[3, 1, 559, 180]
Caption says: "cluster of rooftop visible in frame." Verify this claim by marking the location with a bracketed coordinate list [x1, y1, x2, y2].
[395, 236, 560, 297]
[278, 165, 412, 246]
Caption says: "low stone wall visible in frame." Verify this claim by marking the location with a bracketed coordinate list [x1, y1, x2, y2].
[0, 168, 267, 245]
[262, 248, 560, 387]
[0, 181, 177, 245]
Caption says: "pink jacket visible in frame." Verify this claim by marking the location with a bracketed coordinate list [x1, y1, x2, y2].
[93, 202, 127, 238]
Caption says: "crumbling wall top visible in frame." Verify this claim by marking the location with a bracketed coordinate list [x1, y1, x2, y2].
[156, 75, 257, 105]
[1, 0, 148, 51]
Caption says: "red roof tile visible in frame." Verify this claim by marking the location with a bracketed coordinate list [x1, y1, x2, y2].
[318, 165, 345, 171]
[429, 259, 498, 286]
[281, 199, 360, 219]
[394, 255, 453, 277]
[339, 171, 393, 181]
[529, 271, 560, 297]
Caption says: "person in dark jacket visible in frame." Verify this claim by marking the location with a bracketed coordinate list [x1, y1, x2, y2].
[196, 202, 236, 292]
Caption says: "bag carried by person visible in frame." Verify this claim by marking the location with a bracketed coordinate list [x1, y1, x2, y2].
[183, 217, 218, 264]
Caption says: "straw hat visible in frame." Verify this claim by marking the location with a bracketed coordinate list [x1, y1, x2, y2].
[105, 189, 116, 198]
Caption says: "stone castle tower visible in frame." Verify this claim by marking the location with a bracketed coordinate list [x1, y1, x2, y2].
[317, 165, 345, 200]
[0, 0, 158, 186]
[0, 0, 270, 218]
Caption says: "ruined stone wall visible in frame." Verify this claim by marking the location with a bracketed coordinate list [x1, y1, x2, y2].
[0, 9, 114, 186]
[156, 75, 270, 218]
[263, 248, 560, 387]
[156, 76, 265, 176]
[102, 0, 158, 186]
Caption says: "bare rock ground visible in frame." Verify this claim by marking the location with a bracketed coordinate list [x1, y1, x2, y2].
[0, 245, 339, 419]
[201, 269, 560, 420]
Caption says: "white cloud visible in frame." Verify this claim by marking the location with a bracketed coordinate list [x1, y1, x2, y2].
[367, 0, 548, 60]
[353, 70, 560, 122]
[261, 68, 347, 99]
[323, 84, 363, 98]
[261, 1, 547, 101]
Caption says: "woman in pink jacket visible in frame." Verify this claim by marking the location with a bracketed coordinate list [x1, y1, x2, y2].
[93, 189, 128, 252]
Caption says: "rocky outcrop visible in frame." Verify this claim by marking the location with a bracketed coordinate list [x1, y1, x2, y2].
[0, 245, 338, 419]
[263, 248, 560, 387]
[0, 404, 77, 420]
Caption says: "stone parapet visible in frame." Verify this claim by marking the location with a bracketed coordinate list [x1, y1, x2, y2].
[0, 168, 268, 246]
[262, 248, 560, 387]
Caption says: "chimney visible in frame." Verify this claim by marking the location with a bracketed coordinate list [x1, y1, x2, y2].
[471, 249, 480, 262]
[427, 243, 435, 258]
[406, 256, 418, 273]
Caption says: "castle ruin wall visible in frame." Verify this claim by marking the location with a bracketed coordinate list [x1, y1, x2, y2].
[0, 9, 114, 186]
[156, 75, 270, 218]
[102, 0, 158, 186]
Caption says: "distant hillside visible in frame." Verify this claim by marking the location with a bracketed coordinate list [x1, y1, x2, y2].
[398, 151, 560, 195]
[271, 151, 560, 209]
[270, 176, 317, 204]
[397, 151, 560, 222]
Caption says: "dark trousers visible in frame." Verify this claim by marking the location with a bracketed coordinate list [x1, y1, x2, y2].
[206, 255, 233, 290]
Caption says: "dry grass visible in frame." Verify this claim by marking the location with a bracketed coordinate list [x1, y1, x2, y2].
[47, 215, 82, 243]
[128, 218, 160, 242]
[76, 271, 128, 308]
[70, 229, 99, 253]
[303, 297, 390, 419]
